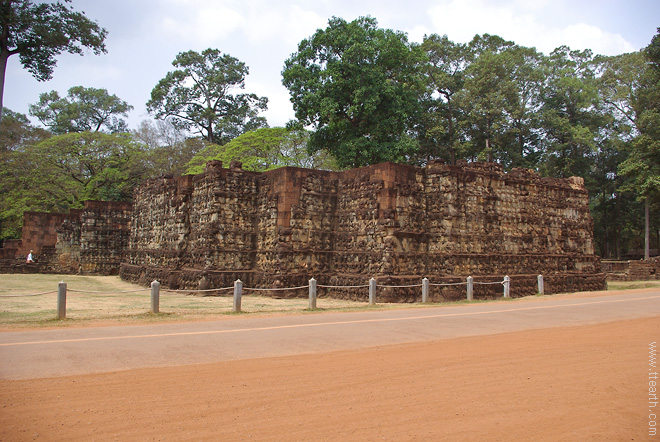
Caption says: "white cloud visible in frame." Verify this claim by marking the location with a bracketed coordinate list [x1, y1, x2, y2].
[159, 2, 246, 44]
[547, 23, 635, 55]
[425, 0, 635, 55]
[407, 24, 432, 44]
[244, 76, 295, 127]
[284, 6, 327, 45]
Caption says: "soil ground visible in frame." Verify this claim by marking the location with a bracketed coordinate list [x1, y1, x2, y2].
[1, 277, 659, 441]
[1, 316, 657, 441]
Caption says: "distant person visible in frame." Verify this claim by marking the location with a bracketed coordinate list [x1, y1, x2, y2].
[26, 250, 34, 263]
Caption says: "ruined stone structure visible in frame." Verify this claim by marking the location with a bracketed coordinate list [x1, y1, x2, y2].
[0, 201, 132, 275]
[602, 258, 659, 281]
[120, 160, 605, 301]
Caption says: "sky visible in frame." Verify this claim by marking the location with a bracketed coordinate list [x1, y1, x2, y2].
[5, 0, 659, 130]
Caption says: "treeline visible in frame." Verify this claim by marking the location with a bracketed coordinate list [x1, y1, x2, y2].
[0, 11, 658, 259]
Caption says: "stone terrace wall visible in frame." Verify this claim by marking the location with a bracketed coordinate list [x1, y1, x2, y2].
[0, 201, 132, 275]
[121, 160, 605, 301]
[70, 201, 132, 275]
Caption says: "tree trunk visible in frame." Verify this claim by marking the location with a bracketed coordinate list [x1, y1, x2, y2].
[446, 94, 455, 165]
[645, 198, 650, 260]
[485, 137, 493, 162]
[0, 46, 8, 122]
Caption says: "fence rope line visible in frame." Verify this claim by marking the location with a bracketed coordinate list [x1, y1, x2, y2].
[162, 287, 234, 293]
[377, 283, 423, 288]
[429, 282, 467, 286]
[473, 281, 505, 285]
[243, 285, 309, 291]
[0, 290, 57, 298]
[67, 289, 150, 294]
[317, 284, 370, 289]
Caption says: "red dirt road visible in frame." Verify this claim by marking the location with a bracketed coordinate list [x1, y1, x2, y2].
[1, 315, 658, 441]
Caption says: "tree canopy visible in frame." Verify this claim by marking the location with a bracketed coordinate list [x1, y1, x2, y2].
[282, 16, 426, 168]
[0, 0, 107, 120]
[146, 48, 268, 145]
[0, 126, 146, 239]
[29, 86, 133, 134]
[185, 127, 338, 174]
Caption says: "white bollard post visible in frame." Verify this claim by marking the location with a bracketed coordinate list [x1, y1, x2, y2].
[151, 280, 160, 314]
[503, 275, 511, 298]
[537, 274, 544, 295]
[422, 278, 429, 303]
[233, 279, 243, 313]
[308, 278, 317, 310]
[467, 276, 473, 301]
[369, 278, 377, 305]
[57, 281, 67, 319]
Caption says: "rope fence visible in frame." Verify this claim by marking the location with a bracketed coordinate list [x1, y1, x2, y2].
[243, 285, 309, 291]
[68, 288, 150, 294]
[0, 290, 57, 298]
[2, 274, 543, 318]
[377, 283, 423, 288]
[162, 287, 234, 293]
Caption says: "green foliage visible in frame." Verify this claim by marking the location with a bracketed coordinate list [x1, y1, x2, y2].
[418, 34, 468, 164]
[29, 86, 133, 134]
[146, 48, 268, 144]
[0, 108, 50, 151]
[619, 109, 660, 201]
[0, 0, 107, 120]
[0, 109, 51, 238]
[539, 46, 601, 179]
[0, 131, 147, 239]
[282, 16, 426, 168]
[617, 28, 660, 204]
[186, 127, 339, 174]
[24, 132, 145, 202]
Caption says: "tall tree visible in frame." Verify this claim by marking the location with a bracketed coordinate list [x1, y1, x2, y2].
[29, 86, 133, 134]
[617, 29, 660, 259]
[593, 51, 647, 258]
[147, 48, 268, 145]
[539, 46, 601, 179]
[282, 16, 426, 168]
[457, 45, 514, 162]
[419, 34, 468, 164]
[0, 0, 107, 120]
[498, 45, 545, 168]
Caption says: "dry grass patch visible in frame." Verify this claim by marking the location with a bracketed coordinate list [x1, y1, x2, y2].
[607, 279, 660, 291]
[0, 274, 369, 328]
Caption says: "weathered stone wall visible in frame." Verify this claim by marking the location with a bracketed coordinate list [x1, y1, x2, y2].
[17, 211, 79, 257]
[0, 201, 132, 275]
[628, 258, 659, 280]
[121, 160, 605, 300]
[603, 258, 659, 281]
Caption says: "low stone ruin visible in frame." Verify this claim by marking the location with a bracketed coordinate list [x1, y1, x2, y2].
[0, 201, 132, 275]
